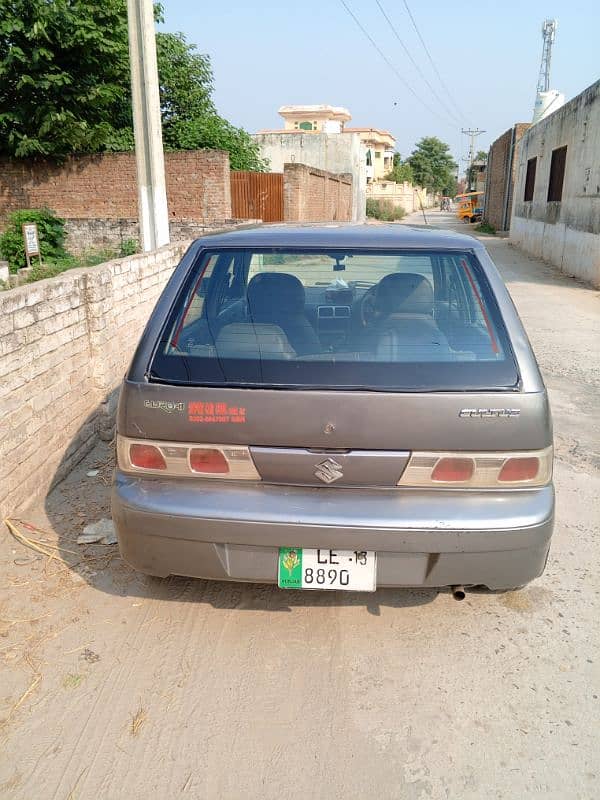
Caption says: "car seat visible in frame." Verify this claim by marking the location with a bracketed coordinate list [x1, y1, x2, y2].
[246, 273, 321, 356]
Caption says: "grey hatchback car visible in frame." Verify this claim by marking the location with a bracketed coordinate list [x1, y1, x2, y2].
[112, 224, 554, 594]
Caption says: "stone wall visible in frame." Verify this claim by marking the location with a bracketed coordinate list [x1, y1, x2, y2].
[484, 124, 531, 231]
[63, 218, 257, 256]
[0, 222, 251, 519]
[510, 80, 600, 286]
[283, 163, 352, 223]
[0, 150, 232, 230]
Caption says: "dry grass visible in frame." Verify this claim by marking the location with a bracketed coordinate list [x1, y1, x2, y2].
[62, 673, 84, 689]
[4, 518, 76, 561]
[130, 704, 147, 736]
[0, 610, 54, 630]
[0, 515, 118, 726]
[4, 518, 117, 582]
[2, 654, 42, 726]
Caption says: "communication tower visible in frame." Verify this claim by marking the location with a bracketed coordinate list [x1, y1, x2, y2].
[537, 19, 557, 94]
[533, 19, 564, 124]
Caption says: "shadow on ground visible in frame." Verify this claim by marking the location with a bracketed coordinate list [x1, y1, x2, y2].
[39, 413, 438, 614]
[32, 222, 595, 613]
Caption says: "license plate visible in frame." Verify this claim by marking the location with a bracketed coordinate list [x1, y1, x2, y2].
[278, 548, 376, 592]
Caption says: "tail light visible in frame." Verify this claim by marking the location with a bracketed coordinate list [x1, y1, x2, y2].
[398, 447, 552, 488]
[189, 448, 229, 474]
[431, 457, 474, 482]
[498, 457, 540, 482]
[117, 436, 260, 480]
[129, 443, 167, 471]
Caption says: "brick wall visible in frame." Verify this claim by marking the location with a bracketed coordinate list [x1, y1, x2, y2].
[0, 150, 232, 229]
[484, 124, 531, 231]
[0, 221, 252, 519]
[283, 163, 352, 222]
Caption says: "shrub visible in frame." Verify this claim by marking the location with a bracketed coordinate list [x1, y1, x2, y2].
[474, 220, 496, 235]
[0, 208, 68, 272]
[24, 258, 78, 284]
[366, 198, 406, 222]
[119, 238, 139, 257]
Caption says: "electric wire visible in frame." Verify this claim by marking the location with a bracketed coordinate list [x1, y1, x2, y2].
[374, 0, 463, 126]
[400, 0, 469, 123]
[338, 0, 458, 129]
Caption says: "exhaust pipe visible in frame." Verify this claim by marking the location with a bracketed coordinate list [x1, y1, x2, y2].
[451, 585, 466, 601]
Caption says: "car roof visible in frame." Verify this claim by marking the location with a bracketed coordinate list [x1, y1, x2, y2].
[195, 223, 483, 251]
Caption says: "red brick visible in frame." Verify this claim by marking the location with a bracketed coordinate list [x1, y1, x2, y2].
[0, 150, 232, 229]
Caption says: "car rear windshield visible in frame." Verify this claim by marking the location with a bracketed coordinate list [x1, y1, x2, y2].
[149, 248, 519, 391]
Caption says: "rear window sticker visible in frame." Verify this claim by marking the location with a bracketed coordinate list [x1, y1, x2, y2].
[188, 402, 246, 424]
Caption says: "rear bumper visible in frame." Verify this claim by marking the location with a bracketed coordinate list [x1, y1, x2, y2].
[112, 473, 555, 590]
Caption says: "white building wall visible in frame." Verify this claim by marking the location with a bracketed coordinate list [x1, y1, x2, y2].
[510, 79, 600, 287]
[254, 132, 367, 222]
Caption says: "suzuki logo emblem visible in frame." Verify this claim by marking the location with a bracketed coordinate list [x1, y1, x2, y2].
[314, 458, 344, 484]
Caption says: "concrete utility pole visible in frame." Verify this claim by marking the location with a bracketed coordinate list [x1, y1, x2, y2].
[462, 128, 485, 191]
[127, 0, 170, 251]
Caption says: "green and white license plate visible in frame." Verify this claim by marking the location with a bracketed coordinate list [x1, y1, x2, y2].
[278, 548, 376, 592]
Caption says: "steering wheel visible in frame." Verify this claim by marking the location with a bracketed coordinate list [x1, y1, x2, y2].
[359, 285, 379, 327]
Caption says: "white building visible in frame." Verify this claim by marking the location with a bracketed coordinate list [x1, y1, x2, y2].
[510, 79, 600, 287]
[255, 105, 400, 222]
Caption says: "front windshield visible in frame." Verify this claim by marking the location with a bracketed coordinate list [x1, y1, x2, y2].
[248, 251, 435, 288]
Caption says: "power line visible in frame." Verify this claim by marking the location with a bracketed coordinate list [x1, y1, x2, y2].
[400, 0, 469, 124]
[374, 0, 463, 126]
[338, 0, 458, 129]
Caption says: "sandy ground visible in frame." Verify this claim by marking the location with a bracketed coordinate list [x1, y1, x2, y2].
[1, 215, 599, 800]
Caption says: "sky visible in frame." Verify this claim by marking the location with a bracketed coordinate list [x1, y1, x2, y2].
[159, 0, 600, 172]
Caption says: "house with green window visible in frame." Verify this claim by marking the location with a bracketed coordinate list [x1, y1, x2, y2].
[277, 104, 352, 134]
[270, 106, 396, 183]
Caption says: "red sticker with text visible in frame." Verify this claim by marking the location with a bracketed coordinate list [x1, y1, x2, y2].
[188, 401, 246, 424]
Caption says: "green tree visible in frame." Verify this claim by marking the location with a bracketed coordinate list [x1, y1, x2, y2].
[384, 152, 414, 184]
[0, 1, 266, 169]
[407, 137, 458, 195]
[0, 0, 131, 157]
[156, 31, 214, 126]
[155, 32, 266, 171]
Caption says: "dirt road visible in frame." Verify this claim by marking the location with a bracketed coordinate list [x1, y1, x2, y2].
[1, 221, 599, 800]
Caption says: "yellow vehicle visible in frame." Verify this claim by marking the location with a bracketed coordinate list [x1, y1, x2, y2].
[455, 192, 484, 223]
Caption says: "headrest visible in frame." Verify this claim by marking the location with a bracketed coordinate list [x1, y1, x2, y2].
[374, 273, 434, 315]
[247, 273, 305, 317]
